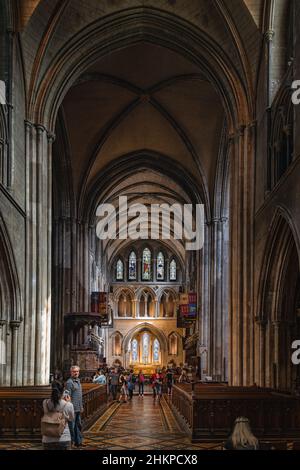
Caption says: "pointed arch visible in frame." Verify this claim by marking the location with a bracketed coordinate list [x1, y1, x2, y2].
[256, 207, 300, 390]
[128, 250, 137, 280]
[0, 214, 22, 322]
[142, 247, 152, 281]
[116, 258, 124, 281]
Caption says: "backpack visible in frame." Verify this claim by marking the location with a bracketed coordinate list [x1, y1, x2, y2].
[41, 400, 67, 438]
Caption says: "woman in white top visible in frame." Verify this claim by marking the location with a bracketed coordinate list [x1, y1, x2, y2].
[42, 381, 75, 450]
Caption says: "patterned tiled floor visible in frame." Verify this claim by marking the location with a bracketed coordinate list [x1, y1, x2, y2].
[0, 395, 223, 450]
[84, 395, 223, 450]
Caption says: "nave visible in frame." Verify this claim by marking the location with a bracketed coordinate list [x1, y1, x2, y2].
[0, 396, 221, 451]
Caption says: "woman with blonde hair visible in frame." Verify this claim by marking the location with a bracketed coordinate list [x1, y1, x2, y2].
[224, 417, 259, 450]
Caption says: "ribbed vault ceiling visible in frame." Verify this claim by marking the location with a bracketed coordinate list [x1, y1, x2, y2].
[60, 42, 225, 204]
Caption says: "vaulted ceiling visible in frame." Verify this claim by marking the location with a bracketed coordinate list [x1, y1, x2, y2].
[58, 42, 224, 210]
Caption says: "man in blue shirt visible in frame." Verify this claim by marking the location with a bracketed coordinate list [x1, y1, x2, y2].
[66, 365, 83, 447]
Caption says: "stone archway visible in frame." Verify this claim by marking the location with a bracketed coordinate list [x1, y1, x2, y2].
[0, 215, 22, 385]
[256, 209, 300, 390]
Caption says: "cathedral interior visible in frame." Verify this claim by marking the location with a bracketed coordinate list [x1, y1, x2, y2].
[0, 0, 300, 451]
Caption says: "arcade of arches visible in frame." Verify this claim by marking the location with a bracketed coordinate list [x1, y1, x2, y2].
[1, 0, 300, 445]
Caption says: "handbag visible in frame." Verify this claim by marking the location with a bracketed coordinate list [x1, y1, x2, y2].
[41, 400, 67, 438]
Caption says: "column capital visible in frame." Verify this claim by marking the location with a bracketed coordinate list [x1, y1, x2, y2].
[47, 131, 56, 143]
[264, 30, 275, 42]
[10, 320, 21, 330]
[0, 319, 7, 327]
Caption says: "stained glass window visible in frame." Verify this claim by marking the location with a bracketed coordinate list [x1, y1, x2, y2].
[156, 252, 164, 280]
[153, 338, 160, 362]
[169, 259, 177, 281]
[132, 339, 138, 362]
[142, 248, 151, 280]
[116, 259, 124, 280]
[128, 251, 137, 280]
[142, 332, 149, 364]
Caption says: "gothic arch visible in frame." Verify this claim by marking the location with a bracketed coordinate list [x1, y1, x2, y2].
[157, 287, 178, 303]
[258, 207, 300, 323]
[135, 287, 156, 302]
[110, 330, 123, 357]
[0, 214, 22, 323]
[28, 7, 252, 130]
[112, 286, 136, 303]
[256, 207, 300, 390]
[123, 322, 168, 354]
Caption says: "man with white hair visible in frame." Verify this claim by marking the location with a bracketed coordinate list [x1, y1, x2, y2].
[66, 365, 83, 448]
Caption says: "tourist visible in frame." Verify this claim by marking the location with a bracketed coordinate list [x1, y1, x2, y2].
[127, 369, 135, 400]
[166, 369, 174, 395]
[93, 369, 106, 385]
[109, 367, 120, 400]
[151, 369, 163, 401]
[119, 373, 128, 403]
[224, 417, 259, 450]
[65, 365, 83, 448]
[138, 369, 145, 397]
[41, 381, 74, 450]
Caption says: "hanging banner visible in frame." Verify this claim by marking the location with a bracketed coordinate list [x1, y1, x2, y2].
[188, 292, 197, 319]
[177, 292, 197, 327]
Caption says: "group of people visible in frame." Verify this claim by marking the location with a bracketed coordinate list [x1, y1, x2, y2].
[92, 367, 176, 402]
[42, 365, 84, 450]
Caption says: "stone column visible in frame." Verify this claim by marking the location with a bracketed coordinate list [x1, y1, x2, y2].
[0, 320, 7, 384]
[229, 123, 255, 386]
[154, 298, 159, 317]
[10, 320, 21, 386]
[210, 217, 228, 380]
[132, 299, 137, 318]
[200, 223, 210, 376]
[256, 319, 266, 387]
[23, 122, 53, 385]
[273, 321, 281, 389]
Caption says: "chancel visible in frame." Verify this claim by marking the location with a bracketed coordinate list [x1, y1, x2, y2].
[0, 0, 300, 451]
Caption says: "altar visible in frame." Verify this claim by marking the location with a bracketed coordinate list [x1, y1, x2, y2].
[132, 364, 161, 374]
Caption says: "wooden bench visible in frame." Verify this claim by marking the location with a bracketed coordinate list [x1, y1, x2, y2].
[170, 385, 300, 442]
[0, 383, 107, 439]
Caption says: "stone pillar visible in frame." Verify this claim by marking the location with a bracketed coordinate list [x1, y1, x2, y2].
[210, 217, 228, 380]
[229, 123, 255, 386]
[23, 122, 53, 385]
[154, 298, 159, 317]
[256, 319, 266, 387]
[200, 223, 210, 376]
[273, 321, 280, 389]
[10, 320, 21, 386]
[132, 299, 137, 318]
[0, 320, 7, 384]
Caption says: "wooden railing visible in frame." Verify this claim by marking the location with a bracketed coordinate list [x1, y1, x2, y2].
[170, 383, 300, 441]
[0, 383, 107, 439]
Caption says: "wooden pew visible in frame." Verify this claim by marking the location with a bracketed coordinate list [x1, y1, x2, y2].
[0, 383, 107, 439]
[170, 384, 300, 442]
